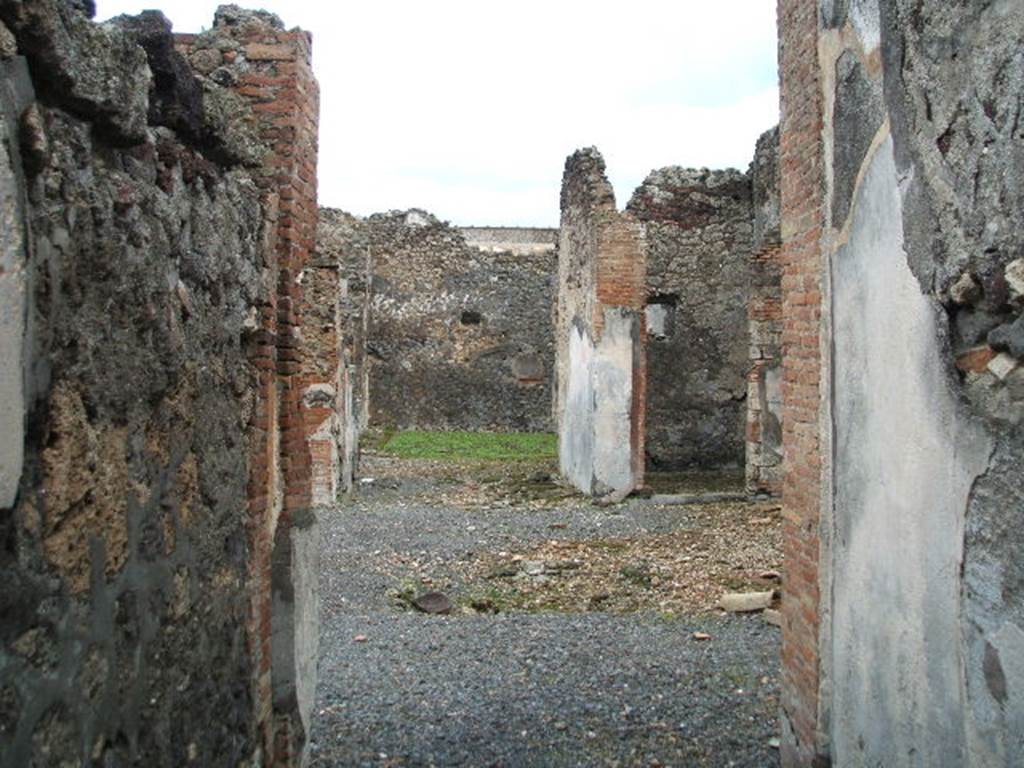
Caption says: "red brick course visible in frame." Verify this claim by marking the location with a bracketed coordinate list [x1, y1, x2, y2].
[777, 0, 828, 765]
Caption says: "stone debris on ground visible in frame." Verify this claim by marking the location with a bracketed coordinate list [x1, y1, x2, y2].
[457, 495, 783, 616]
[356, 455, 783, 617]
[411, 591, 454, 615]
[311, 454, 782, 767]
[719, 591, 776, 614]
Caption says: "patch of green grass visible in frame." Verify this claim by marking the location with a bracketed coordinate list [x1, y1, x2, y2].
[380, 430, 557, 462]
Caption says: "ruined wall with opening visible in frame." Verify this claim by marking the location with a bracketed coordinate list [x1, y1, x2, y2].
[556, 148, 646, 497]
[317, 208, 556, 434]
[745, 127, 783, 496]
[779, 1, 1024, 765]
[627, 167, 754, 471]
[0, 4, 321, 765]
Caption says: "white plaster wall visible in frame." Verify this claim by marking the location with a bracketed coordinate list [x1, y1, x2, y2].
[559, 322, 595, 495]
[592, 307, 638, 493]
[829, 134, 993, 766]
[341, 365, 356, 494]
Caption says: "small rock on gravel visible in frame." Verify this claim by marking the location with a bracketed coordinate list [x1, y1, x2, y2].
[412, 591, 453, 614]
[720, 591, 774, 613]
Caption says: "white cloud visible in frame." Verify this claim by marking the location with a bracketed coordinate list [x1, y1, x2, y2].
[97, 0, 778, 226]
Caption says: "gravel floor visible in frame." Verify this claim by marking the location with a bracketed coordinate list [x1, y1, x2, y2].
[310, 458, 782, 767]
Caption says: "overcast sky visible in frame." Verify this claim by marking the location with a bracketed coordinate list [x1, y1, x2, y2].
[96, 1, 779, 227]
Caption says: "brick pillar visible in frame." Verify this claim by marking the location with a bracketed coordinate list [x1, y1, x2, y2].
[746, 239, 783, 497]
[556, 148, 647, 497]
[178, 13, 320, 766]
[595, 211, 648, 490]
[777, 0, 828, 765]
[244, 31, 320, 768]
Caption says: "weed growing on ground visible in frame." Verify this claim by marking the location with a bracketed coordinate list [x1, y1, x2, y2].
[379, 430, 557, 462]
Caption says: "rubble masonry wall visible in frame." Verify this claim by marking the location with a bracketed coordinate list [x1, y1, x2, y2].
[0, 3, 322, 766]
[627, 166, 754, 471]
[317, 208, 557, 434]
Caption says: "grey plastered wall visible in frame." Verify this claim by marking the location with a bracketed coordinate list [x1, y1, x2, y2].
[820, 2, 1024, 764]
[0, 56, 31, 510]
[271, 508, 320, 768]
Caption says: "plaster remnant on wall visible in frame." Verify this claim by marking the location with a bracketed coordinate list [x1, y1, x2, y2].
[271, 508, 320, 768]
[558, 310, 643, 496]
[459, 226, 558, 255]
[591, 307, 642, 494]
[560, 321, 595, 494]
[830, 133, 993, 766]
[803, 3, 1024, 764]
[0, 73, 27, 509]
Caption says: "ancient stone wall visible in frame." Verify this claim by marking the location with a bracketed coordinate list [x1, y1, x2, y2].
[745, 127, 782, 496]
[0, 4, 320, 766]
[314, 207, 372, 493]
[317, 208, 556, 434]
[626, 166, 753, 471]
[556, 148, 646, 497]
[779, 1, 1024, 765]
[460, 226, 558, 255]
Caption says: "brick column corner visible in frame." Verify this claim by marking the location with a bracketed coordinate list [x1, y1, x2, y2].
[777, 0, 829, 765]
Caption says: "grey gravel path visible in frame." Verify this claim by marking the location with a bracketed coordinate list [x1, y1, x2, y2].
[310, 462, 782, 767]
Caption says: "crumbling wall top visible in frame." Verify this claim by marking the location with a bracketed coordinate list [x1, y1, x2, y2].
[750, 125, 780, 249]
[560, 147, 617, 218]
[626, 165, 750, 227]
[213, 4, 285, 31]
